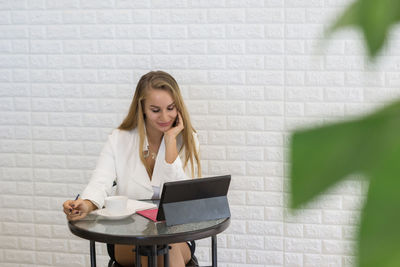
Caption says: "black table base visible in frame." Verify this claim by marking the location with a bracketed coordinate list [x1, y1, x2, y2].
[90, 237, 217, 267]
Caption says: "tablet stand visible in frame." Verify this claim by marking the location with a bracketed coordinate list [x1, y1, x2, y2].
[162, 196, 230, 226]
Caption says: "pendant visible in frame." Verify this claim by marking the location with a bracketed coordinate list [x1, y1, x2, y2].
[144, 150, 157, 160]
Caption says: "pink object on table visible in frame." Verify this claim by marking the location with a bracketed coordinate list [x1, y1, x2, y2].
[136, 208, 159, 222]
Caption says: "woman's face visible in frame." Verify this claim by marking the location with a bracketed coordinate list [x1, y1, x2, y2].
[143, 88, 178, 134]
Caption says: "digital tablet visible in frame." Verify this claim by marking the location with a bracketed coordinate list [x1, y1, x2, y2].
[156, 175, 231, 222]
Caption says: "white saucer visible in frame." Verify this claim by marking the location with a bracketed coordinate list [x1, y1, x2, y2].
[91, 199, 157, 220]
[95, 207, 136, 220]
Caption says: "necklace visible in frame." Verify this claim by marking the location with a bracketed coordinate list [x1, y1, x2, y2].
[143, 147, 157, 160]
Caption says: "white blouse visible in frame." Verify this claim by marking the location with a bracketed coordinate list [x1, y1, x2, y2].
[81, 128, 198, 209]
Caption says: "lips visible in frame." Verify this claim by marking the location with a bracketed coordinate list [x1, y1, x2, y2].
[157, 121, 171, 127]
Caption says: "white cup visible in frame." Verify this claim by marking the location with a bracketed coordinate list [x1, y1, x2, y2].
[104, 196, 128, 214]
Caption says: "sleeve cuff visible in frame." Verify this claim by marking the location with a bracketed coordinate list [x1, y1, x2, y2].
[163, 154, 182, 170]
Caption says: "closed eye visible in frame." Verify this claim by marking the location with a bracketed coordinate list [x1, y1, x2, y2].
[149, 103, 175, 113]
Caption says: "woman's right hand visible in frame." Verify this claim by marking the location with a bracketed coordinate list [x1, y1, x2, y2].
[63, 199, 96, 221]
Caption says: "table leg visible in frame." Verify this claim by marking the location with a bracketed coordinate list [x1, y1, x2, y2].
[164, 244, 169, 267]
[90, 240, 96, 267]
[135, 246, 141, 267]
[212, 235, 217, 267]
[148, 245, 157, 267]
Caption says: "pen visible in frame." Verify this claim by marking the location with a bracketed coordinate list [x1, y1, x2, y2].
[69, 194, 80, 214]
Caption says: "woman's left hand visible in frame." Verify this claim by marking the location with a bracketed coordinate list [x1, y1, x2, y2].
[164, 112, 184, 142]
[164, 112, 184, 163]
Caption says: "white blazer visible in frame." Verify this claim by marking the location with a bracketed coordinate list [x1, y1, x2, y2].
[81, 128, 198, 209]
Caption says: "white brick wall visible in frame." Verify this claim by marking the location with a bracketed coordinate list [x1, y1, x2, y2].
[0, 0, 396, 266]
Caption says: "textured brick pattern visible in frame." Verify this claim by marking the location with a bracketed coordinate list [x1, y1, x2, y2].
[0, 0, 395, 266]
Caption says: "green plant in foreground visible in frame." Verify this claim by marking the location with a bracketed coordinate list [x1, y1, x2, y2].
[330, 0, 400, 57]
[290, 0, 400, 266]
[291, 100, 400, 267]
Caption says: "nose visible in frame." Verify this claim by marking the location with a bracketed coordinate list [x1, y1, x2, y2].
[160, 110, 169, 122]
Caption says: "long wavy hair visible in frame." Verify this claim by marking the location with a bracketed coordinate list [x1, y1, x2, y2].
[118, 71, 201, 178]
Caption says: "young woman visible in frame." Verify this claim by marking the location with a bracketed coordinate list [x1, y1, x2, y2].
[62, 71, 201, 267]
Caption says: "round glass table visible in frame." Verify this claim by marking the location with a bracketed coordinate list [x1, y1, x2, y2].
[68, 212, 230, 267]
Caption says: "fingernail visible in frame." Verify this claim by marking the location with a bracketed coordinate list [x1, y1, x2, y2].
[71, 204, 75, 207]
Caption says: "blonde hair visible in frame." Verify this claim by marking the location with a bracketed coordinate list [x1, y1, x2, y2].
[119, 71, 201, 178]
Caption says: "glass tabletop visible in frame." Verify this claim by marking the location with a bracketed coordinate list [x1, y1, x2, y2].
[69, 212, 230, 245]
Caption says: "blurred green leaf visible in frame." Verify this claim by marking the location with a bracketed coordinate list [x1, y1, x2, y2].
[294, 1, 400, 266]
[360, 0, 395, 56]
[290, 100, 400, 267]
[359, 169, 400, 267]
[330, 1, 360, 30]
[328, 0, 400, 58]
